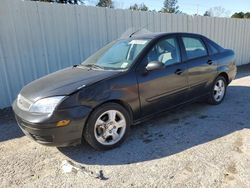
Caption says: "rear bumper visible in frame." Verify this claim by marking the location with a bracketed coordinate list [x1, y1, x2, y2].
[229, 66, 237, 83]
[13, 100, 92, 147]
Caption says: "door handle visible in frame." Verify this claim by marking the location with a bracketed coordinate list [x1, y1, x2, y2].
[207, 60, 213, 65]
[175, 69, 183, 75]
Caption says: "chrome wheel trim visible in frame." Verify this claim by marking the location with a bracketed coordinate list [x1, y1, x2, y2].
[94, 110, 126, 145]
[213, 79, 225, 102]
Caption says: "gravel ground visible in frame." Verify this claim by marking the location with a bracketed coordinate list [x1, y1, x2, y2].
[1, 65, 250, 188]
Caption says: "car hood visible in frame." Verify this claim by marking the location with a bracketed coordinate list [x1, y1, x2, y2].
[20, 66, 120, 102]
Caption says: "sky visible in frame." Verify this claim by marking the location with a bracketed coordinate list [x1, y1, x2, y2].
[86, 0, 250, 16]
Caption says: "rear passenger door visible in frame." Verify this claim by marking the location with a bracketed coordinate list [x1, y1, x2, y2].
[179, 35, 217, 98]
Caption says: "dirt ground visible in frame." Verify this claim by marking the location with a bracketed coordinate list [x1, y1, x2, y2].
[1, 65, 250, 188]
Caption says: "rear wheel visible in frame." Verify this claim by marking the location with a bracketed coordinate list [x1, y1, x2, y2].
[83, 103, 130, 150]
[207, 76, 227, 105]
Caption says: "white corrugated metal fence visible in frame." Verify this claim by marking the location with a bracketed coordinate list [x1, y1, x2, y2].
[0, 0, 250, 108]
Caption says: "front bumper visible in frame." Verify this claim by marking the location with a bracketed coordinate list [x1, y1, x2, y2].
[15, 115, 84, 146]
[13, 100, 92, 147]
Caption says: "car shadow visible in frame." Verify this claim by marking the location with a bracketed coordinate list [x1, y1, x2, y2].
[0, 108, 24, 142]
[59, 81, 250, 165]
[237, 64, 250, 78]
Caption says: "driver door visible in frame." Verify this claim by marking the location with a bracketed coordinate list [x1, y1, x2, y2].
[136, 36, 189, 117]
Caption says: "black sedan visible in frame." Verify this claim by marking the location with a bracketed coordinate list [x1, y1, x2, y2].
[13, 32, 237, 150]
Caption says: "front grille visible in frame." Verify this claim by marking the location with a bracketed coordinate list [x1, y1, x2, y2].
[17, 94, 33, 111]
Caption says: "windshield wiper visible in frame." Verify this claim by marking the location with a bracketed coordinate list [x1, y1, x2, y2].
[108, 60, 122, 64]
[81, 64, 104, 70]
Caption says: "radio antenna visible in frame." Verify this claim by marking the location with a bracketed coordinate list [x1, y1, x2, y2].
[129, 24, 149, 38]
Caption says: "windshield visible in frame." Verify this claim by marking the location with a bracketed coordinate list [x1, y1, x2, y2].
[81, 39, 150, 70]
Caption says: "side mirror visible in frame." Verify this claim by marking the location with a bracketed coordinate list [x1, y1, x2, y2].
[145, 61, 164, 72]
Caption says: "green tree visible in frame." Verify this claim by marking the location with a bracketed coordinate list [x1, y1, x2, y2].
[31, 0, 53, 2]
[203, 11, 211, 17]
[129, 3, 148, 11]
[30, 0, 84, 4]
[161, 0, 180, 13]
[231, 12, 245, 18]
[244, 12, 250, 18]
[96, 0, 114, 8]
[231, 12, 250, 19]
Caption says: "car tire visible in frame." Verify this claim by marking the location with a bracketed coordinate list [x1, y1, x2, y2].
[83, 103, 131, 150]
[207, 76, 227, 105]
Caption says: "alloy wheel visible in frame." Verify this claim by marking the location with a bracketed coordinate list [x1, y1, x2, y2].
[94, 110, 126, 145]
[213, 79, 225, 102]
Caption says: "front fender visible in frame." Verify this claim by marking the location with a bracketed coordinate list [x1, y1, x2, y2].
[76, 71, 141, 120]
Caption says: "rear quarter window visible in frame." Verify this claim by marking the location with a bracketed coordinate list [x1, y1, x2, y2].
[206, 39, 221, 55]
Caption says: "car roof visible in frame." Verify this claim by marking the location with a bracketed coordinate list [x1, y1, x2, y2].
[131, 32, 205, 40]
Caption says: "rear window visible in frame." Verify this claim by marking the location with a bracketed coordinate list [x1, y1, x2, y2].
[182, 37, 208, 60]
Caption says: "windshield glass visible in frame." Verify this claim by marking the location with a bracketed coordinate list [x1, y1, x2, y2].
[81, 39, 150, 70]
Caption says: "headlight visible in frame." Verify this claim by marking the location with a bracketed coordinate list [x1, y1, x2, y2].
[29, 96, 65, 114]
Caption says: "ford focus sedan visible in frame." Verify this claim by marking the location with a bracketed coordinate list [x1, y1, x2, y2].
[13, 32, 237, 150]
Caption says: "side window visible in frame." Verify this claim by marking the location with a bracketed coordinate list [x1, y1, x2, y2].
[182, 37, 208, 60]
[147, 38, 181, 66]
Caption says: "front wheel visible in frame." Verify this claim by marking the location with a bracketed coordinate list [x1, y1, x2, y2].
[207, 76, 227, 105]
[83, 103, 131, 150]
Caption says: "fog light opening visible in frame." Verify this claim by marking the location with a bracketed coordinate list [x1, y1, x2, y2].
[57, 120, 71, 127]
